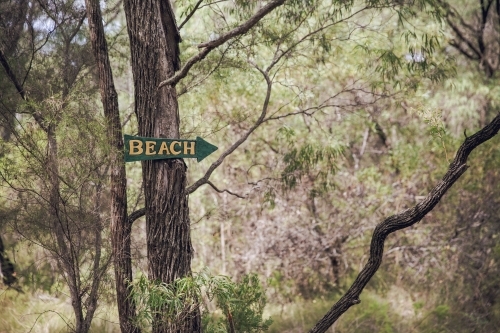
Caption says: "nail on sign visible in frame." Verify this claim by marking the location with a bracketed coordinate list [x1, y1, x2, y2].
[124, 134, 218, 162]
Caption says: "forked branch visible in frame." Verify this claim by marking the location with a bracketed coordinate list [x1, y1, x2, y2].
[186, 63, 272, 195]
[309, 111, 500, 333]
[158, 0, 286, 88]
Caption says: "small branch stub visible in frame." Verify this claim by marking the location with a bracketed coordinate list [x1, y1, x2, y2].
[124, 134, 218, 162]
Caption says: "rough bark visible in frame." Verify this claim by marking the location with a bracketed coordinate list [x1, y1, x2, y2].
[0, 234, 17, 286]
[122, 0, 200, 331]
[309, 112, 500, 333]
[84, 0, 139, 332]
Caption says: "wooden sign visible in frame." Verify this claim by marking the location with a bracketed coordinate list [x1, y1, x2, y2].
[124, 135, 218, 162]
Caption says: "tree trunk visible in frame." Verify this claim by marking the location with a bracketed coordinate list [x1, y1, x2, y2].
[46, 124, 84, 332]
[122, 0, 200, 331]
[84, 0, 139, 332]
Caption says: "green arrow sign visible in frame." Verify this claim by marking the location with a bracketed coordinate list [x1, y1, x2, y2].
[124, 135, 218, 162]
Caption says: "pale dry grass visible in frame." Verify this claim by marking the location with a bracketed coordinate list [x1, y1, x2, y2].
[0, 288, 120, 333]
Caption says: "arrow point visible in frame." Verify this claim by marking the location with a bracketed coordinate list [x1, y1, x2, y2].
[196, 137, 218, 162]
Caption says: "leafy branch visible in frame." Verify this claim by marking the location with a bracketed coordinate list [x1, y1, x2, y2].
[158, 0, 286, 88]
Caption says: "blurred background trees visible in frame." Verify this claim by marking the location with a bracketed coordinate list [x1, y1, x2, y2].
[0, 0, 499, 332]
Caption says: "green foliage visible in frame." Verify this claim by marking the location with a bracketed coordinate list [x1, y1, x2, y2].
[267, 289, 406, 333]
[412, 104, 451, 161]
[267, 270, 296, 301]
[130, 270, 272, 332]
[432, 304, 449, 320]
[263, 188, 276, 209]
[215, 274, 272, 333]
[281, 142, 345, 194]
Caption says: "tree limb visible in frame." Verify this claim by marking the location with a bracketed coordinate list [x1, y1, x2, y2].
[309, 112, 500, 333]
[0, 49, 48, 132]
[128, 208, 146, 225]
[440, 0, 496, 77]
[448, 40, 480, 60]
[445, 16, 481, 59]
[0, 49, 26, 100]
[206, 181, 246, 199]
[158, 0, 286, 88]
[178, 0, 204, 30]
[85, 0, 138, 331]
[186, 63, 272, 194]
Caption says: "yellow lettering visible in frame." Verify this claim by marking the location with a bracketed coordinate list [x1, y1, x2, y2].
[129, 140, 143, 155]
[170, 141, 181, 155]
[158, 141, 170, 155]
[145, 141, 156, 155]
[183, 141, 196, 155]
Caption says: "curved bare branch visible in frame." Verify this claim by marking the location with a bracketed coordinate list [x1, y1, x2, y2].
[309, 111, 500, 333]
[187, 63, 272, 194]
[206, 180, 246, 199]
[128, 208, 146, 225]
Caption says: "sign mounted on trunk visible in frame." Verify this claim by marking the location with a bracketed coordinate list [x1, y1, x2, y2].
[124, 134, 218, 162]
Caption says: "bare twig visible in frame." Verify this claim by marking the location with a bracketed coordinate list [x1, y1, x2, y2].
[0, 50, 27, 99]
[206, 180, 246, 199]
[179, 0, 204, 30]
[27, 310, 74, 333]
[184, 6, 391, 195]
[263, 5, 372, 74]
[178, 39, 235, 96]
[187, 62, 272, 194]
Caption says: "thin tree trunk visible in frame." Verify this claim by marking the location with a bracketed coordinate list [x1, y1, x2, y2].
[46, 123, 85, 332]
[80, 183, 105, 333]
[122, 0, 200, 331]
[84, 0, 139, 332]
